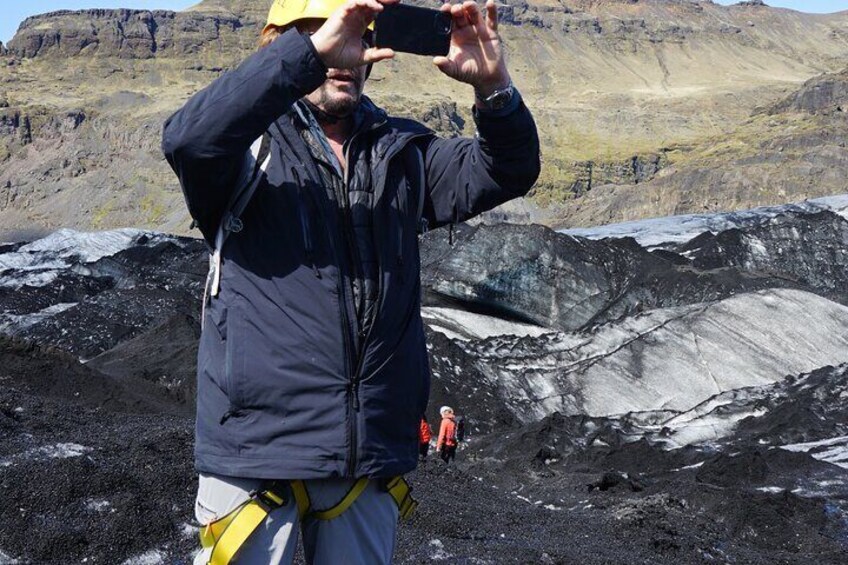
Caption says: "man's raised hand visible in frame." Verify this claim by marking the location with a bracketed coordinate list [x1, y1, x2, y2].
[433, 0, 511, 97]
[310, 0, 397, 69]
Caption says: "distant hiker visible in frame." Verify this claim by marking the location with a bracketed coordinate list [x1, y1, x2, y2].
[162, 0, 539, 561]
[437, 406, 459, 464]
[455, 414, 466, 443]
[419, 417, 432, 460]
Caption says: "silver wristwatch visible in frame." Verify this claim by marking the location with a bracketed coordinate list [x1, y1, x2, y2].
[475, 82, 515, 111]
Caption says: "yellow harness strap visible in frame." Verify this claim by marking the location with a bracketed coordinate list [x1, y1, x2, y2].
[385, 476, 418, 519]
[289, 480, 311, 519]
[199, 486, 288, 565]
[310, 477, 370, 520]
[199, 477, 416, 564]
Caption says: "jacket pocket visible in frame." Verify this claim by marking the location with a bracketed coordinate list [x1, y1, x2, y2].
[224, 295, 245, 409]
[200, 300, 228, 394]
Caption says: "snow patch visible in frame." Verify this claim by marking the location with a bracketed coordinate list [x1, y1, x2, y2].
[561, 194, 848, 248]
[673, 462, 705, 472]
[756, 486, 785, 494]
[1, 443, 93, 467]
[422, 307, 552, 341]
[428, 539, 452, 561]
[0, 302, 78, 333]
[181, 522, 197, 539]
[85, 499, 112, 513]
[660, 407, 769, 448]
[120, 550, 165, 565]
[781, 436, 848, 469]
[0, 549, 20, 564]
[37, 443, 93, 459]
[465, 289, 848, 422]
[423, 324, 466, 342]
[0, 228, 172, 289]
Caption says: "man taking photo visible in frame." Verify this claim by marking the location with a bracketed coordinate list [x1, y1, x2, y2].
[162, 0, 540, 562]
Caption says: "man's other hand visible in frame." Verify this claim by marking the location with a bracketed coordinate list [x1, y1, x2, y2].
[433, 0, 511, 97]
[311, 0, 397, 69]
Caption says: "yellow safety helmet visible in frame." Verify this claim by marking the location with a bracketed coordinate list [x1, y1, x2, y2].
[264, 0, 375, 35]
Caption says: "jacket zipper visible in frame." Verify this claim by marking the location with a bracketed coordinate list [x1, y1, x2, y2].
[344, 116, 410, 476]
[281, 114, 428, 478]
[276, 122, 358, 475]
[343, 123, 377, 476]
[301, 155, 357, 475]
[345, 132, 430, 475]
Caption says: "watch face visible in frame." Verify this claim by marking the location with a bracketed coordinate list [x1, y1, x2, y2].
[490, 91, 510, 110]
[477, 84, 514, 110]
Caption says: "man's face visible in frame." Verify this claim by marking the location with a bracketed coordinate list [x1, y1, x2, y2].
[298, 19, 369, 118]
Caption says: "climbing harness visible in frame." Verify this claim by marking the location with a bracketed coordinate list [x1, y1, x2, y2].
[199, 477, 417, 565]
[199, 481, 289, 565]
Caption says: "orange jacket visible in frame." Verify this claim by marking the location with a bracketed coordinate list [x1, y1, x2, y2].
[419, 419, 432, 444]
[437, 415, 457, 450]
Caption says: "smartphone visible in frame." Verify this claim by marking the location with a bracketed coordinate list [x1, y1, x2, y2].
[374, 4, 452, 57]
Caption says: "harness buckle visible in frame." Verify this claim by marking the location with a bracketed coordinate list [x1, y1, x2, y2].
[250, 482, 288, 512]
[382, 476, 418, 520]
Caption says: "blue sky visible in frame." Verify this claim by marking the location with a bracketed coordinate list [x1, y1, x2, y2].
[2, 1, 848, 46]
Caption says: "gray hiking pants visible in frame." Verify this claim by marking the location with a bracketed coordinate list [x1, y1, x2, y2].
[193, 473, 399, 565]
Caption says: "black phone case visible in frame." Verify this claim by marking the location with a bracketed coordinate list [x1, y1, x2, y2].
[374, 5, 452, 57]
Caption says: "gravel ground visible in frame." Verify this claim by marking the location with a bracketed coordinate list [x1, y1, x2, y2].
[1, 222, 847, 564]
[1, 336, 846, 564]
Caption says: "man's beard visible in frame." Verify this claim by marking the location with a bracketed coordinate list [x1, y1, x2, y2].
[311, 82, 362, 120]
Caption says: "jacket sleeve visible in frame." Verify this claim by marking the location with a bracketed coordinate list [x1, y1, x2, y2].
[418, 92, 541, 229]
[161, 29, 328, 245]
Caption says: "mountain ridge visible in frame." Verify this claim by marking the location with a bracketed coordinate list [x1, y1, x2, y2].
[2, 0, 848, 237]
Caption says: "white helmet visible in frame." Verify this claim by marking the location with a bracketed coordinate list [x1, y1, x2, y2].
[440, 406, 453, 416]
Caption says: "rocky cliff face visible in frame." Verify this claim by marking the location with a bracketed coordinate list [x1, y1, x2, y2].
[3, 0, 848, 236]
[553, 152, 668, 201]
[7, 9, 244, 59]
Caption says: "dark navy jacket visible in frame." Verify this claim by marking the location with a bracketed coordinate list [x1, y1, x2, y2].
[162, 29, 540, 480]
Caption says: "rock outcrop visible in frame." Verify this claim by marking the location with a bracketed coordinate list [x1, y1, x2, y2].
[679, 210, 848, 304]
[769, 68, 848, 115]
[564, 152, 668, 197]
[421, 222, 805, 331]
[7, 10, 244, 59]
[417, 100, 465, 137]
[0, 111, 32, 148]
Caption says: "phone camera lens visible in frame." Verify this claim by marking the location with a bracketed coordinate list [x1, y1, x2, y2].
[435, 18, 452, 35]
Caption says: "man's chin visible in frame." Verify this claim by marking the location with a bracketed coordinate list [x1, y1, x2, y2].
[322, 92, 361, 116]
